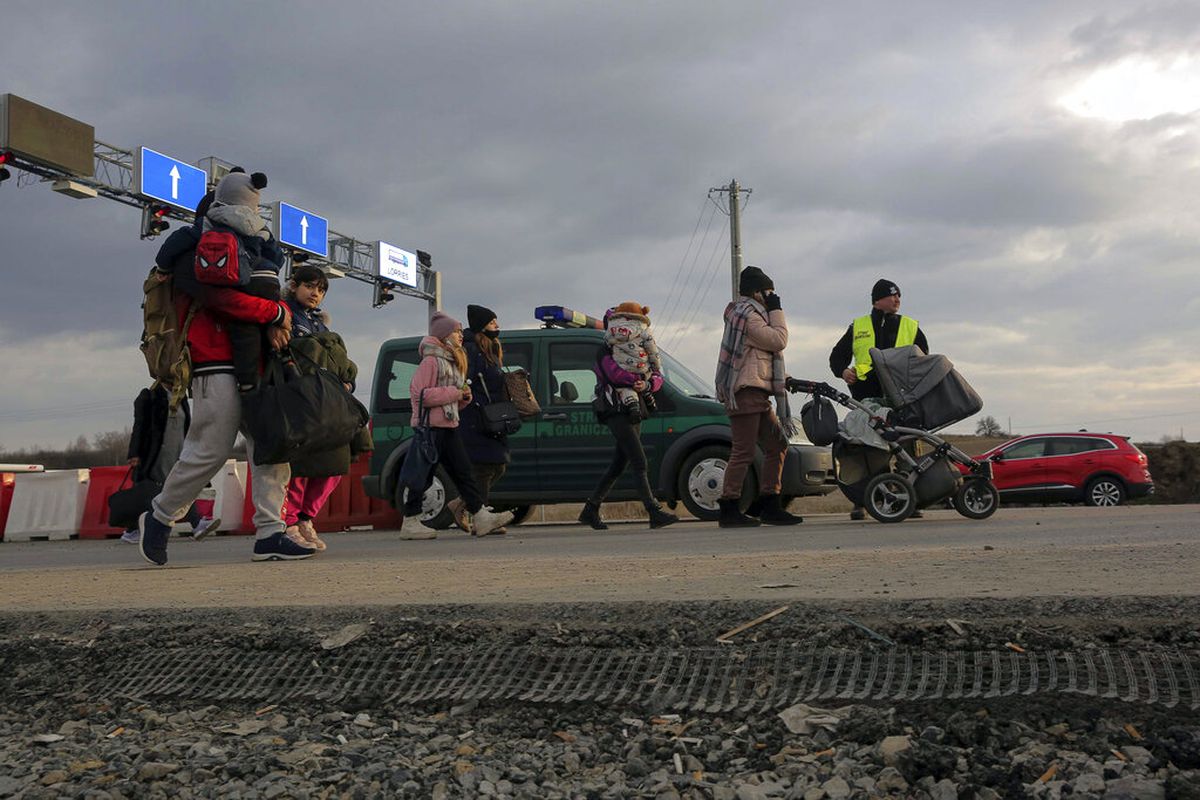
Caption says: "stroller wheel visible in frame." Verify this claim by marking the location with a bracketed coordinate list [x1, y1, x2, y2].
[863, 472, 916, 523]
[953, 478, 999, 520]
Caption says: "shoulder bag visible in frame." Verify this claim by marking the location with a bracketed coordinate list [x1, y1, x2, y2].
[502, 368, 541, 419]
[397, 389, 440, 502]
[477, 372, 523, 437]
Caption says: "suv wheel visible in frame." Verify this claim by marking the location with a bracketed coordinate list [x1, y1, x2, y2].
[393, 468, 457, 530]
[1084, 476, 1126, 507]
[677, 445, 757, 521]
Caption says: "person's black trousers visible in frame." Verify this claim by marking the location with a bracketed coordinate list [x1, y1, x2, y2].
[403, 427, 485, 517]
[588, 414, 657, 508]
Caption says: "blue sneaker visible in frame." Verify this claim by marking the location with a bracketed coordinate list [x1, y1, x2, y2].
[252, 531, 315, 562]
[138, 511, 172, 566]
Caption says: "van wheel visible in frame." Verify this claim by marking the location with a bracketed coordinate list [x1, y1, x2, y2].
[1084, 476, 1125, 507]
[677, 445, 757, 521]
[394, 468, 457, 530]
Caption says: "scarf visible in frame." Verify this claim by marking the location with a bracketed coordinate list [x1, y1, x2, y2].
[420, 338, 466, 423]
[714, 298, 799, 441]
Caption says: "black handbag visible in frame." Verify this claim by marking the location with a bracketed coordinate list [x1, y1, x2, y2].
[477, 372, 522, 437]
[397, 390, 440, 501]
[242, 352, 369, 466]
[106, 467, 162, 529]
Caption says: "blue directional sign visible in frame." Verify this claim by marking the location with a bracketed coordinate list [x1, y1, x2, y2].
[273, 201, 329, 258]
[133, 146, 207, 211]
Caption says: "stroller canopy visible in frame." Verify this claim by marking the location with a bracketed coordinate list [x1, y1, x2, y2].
[870, 345, 983, 431]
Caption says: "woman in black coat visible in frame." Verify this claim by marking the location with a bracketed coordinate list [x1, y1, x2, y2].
[450, 305, 511, 533]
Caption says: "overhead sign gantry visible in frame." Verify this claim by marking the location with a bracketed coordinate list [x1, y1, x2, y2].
[0, 93, 441, 315]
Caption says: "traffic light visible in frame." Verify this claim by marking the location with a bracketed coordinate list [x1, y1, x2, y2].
[417, 249, 432, 268]
[140, 205, 171, 239]
[373, 281, 395, 308]
[291, 250, 310, 264]
[0, 151, 12, 184]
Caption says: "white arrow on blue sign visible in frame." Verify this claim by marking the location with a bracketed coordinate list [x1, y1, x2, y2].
[273, 201, 329, 258]
[132, 147, 207, 211]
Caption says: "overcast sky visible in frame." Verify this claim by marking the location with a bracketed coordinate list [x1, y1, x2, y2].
[2, 0, 1199, 450]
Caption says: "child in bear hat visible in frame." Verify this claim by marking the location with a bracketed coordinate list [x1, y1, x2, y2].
[603, 302, 663, 417]
[202, 170, 289, 392]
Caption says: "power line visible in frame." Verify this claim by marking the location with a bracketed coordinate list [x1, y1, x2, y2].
[664, 224, 728, 352]
[657, 199, 720, 336]
[654, 194, 712, 326]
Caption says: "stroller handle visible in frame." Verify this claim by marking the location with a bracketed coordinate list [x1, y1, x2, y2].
[786, 378, 839, 398]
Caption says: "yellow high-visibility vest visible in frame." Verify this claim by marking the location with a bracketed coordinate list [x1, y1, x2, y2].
[852, 314, 919, 380]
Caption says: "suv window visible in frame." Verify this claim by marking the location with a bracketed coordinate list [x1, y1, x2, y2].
[1001, 438, 1047, 459]
[1046, 437, 1116, 456]
[548, 342, 600, 405]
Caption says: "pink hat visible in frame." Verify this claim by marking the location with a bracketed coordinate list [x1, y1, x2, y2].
[429, 311, 462, 340]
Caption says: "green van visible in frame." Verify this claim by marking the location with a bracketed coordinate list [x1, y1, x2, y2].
[362, 307, 835, 527]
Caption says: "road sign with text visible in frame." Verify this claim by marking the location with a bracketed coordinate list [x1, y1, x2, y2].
[273, 201, 328, 258]
[133, 147, 207, 211]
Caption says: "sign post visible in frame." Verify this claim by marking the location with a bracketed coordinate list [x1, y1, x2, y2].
[272, 201, 328, 258]
[132, 147, 207, 211]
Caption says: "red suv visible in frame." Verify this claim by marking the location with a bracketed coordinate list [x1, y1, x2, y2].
[970, 433, 1154, 507]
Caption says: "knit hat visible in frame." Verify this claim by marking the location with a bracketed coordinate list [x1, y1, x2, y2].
[738, 266, 774, 295]
[871, 279, 900, 303]
[214, 171, 268, 209]
[467, 304, 497, 332]
[429, 311, 462, 340]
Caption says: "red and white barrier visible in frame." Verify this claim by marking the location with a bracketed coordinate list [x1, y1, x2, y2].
[3, 469, 89, 542]
[211, 459, 247, 533]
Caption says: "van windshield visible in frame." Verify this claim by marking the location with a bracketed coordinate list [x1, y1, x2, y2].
[659, 351, 715, 399]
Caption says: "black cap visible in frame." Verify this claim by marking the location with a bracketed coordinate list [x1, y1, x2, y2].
[872, 279, 900, 302]
[739, 265, 774, 296]
[467, 304, 497, 332]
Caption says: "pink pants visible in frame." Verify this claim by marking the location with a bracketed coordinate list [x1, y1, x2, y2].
[283, 475, 342, 526]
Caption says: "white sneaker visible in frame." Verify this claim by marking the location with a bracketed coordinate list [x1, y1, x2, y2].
[120, 529, 140, 544]
[192, 516, 221, 541]
[471, 507, 514, 536]
[399, 515, 437, 540]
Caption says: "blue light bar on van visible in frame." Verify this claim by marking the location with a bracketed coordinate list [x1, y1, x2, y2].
[534, 305, 604, 330]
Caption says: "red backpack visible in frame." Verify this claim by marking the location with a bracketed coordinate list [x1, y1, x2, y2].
[195, 228, 253, 286]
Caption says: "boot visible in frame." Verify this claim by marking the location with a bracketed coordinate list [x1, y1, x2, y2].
[646, 505, 678, 529]
[718, 498, 761, 528]
[578, 501, 608, 530]
[447, 498, 471, 532]
[757, 494, 804, 525]
[472, 507, 514, 536]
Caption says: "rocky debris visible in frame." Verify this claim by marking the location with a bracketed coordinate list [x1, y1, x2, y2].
[0, 599, 1197, 797]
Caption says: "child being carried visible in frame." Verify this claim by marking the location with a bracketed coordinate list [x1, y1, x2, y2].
[604, 302, 662, 413]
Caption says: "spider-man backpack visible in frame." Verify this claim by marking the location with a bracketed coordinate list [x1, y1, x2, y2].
[194, 227, 254, 286]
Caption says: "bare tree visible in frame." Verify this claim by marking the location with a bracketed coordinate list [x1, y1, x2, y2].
[975, 415, 1004, 437]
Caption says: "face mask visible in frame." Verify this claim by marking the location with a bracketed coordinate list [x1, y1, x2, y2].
[482, 329, 501, 340]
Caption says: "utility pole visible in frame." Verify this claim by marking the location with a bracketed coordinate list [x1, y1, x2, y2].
[709, 179, 752, 301]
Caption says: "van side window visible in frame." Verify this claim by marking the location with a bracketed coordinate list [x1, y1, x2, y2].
[376, 350, 420, 414]
[548, 342, 601, 405]
[496, 343, 532, 375]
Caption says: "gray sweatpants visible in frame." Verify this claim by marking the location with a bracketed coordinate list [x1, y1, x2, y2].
[151, 374, 289, 539]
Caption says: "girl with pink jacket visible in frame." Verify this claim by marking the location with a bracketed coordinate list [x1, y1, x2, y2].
[398, 312, 513, 539]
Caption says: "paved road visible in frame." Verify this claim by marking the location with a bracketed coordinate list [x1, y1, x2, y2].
[1, 505, 1196, 610]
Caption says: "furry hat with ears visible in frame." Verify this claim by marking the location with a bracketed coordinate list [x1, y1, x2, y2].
[607, 301, 650, 325]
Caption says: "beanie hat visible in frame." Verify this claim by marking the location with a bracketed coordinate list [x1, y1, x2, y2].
[429, 311, 462, 341]
[871, 279, 900, 303]
[738, 265, 774, 296]
[214, 171, 268, 209]
[467, 304, 497, 332]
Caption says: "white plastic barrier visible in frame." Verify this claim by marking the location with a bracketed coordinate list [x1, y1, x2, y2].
[4, 469, 89, 542]
[211, 459, 247, 532]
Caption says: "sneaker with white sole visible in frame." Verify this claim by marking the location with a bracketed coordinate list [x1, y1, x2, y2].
[399, 515, 437, 539]
[120, 528, 140, 544]
[138, 511, 172, 566]
[252, 531, 316, 561]
[471, 507, 514, 536]
[192, 516, 221, 541]
[297, 519, 326, 551]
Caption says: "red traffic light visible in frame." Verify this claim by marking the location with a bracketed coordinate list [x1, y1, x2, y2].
[0, 151, 11, 166]
[152, 205, 170, 219]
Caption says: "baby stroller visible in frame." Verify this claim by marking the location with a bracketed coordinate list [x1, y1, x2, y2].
[787, 345, 999, 523]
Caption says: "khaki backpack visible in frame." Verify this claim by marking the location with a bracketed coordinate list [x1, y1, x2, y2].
[139, 267, 198, 410]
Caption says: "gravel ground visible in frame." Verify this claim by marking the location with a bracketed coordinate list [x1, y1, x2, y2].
[2, 598, 1199, 799]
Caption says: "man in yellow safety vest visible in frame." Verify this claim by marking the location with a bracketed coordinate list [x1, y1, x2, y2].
[828, 278, 929, 519]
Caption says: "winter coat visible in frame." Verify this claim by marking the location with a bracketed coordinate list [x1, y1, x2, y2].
[287, 330, 372, 478]
[155, 226, 289, 378]
[458, 336, 511, 465]
[409, 336, 470, 428]
[285, 298, 331, 338]
[592, 345, 664, 422]
[127, 385, 190, 483]
[723, 301, 788, 396]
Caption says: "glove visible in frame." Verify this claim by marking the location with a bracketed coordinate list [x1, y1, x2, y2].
[764, 292, 782, 312]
